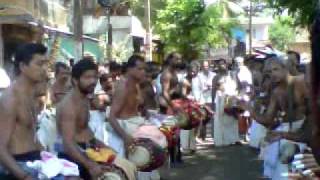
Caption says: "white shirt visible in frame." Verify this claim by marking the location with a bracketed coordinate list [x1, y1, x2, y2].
[237, 66, 253, 94]
[191, 75, 202, 103]
[237, 66, 252, 85]
[198, 71, 216, 104]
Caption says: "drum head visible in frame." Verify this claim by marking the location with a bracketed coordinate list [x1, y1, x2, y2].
[128, 146, 151, 167]
[97, 165, 128, 180]
[98, 172, 122, 180]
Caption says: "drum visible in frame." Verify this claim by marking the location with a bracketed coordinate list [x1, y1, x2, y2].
[168, 99, 206, 130]
[98, 165, 129, 180]
[86, 148, 136, 180]
[128, 138, 167, 172]
[133, 125, 168, 149]
[159, 126, 179, 148]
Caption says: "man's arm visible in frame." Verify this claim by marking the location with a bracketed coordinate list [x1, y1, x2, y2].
[250, 93, 278, 128]
[181, 79, 190, 98]
[160, 72, 173, 107]
[0, 97, 29, 179]
[109, 83, 131, 142]
[57, 105, 96, 170]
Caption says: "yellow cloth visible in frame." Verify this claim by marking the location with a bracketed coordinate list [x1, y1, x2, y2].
[86, 148, 116, 163]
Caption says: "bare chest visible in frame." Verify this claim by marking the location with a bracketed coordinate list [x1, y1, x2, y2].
[76, 106, 90, 129]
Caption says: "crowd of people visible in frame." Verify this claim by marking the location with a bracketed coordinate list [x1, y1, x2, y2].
[1, 18, 320, 180]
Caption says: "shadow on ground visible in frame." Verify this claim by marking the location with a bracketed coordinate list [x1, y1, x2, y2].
[159, 144, 266, 180]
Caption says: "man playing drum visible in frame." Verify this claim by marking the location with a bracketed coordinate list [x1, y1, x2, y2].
[109, 55, 164, 179]
[247, 56, 308, 179]
[56, 59, 136, 180]
[0, 43, 78, 179]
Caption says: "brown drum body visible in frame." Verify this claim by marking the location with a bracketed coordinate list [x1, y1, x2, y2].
[168, 99, 206, 130]
[98, 164, 129, 180]
[128, 138, 167, 172]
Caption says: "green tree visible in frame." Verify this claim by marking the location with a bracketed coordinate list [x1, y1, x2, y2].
[266, 0, 318, 26]
[155, 0, 237, 60]
[269, 16, 296, 51]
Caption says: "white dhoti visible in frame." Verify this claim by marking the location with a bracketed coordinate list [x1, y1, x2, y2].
[249, 120, 267, 149]
[180, 129, 196, 151]
[108, 116, 161, 180]
[214, 93, 239, 146]
[263, 119, 305, 180]
[89, 110, 108, 143]
[37, 108, 58, 154]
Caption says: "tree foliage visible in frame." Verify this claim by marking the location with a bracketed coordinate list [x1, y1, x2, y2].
[266, 0, 318, 26]
[155, 0, 237, 60]
[269, 16, 296, 51]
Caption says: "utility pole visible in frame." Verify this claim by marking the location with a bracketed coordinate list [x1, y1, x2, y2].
[73, 0, 83, 61]
[249, 0, 253, 55]
[98, 0, 113, 62]
[144, 0, 152, 61]
[107, 8, 112, 62]
[0, 25, 3, 67]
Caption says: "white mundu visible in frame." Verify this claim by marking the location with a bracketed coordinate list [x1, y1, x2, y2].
[214, 74, 239, 146]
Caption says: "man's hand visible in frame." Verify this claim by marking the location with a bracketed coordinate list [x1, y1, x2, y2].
[124, 136, 136, 154]
[89, 163, 105, 179]
[292, 153, 320, 179]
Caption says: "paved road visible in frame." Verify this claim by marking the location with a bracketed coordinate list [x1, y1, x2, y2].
[160, 142, 265, 180]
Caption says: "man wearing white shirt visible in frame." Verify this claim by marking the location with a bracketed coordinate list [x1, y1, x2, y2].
[197, 60, 216, 142]
[198, 60, 216, 104]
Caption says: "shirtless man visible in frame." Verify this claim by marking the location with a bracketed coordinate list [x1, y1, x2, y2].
[50, 62, 71, 104]
[108, 55, 146, 155]
[247, 57, 308, 179]
[249, 56, 308, 128]
[0, 43, 48, 179]
[158, 52, 182, 113]
[56, 59, 111, 180]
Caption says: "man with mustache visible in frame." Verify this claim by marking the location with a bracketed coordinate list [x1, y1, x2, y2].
[56, 59, 118, 180]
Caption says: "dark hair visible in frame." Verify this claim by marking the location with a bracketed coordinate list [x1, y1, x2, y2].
[163, 52, 181, 67]
[146, 62, 160, 80]
[287, 50, 301, 64]
[109, 61, 122, 73]
[126, 55, 145, 69]
[14, 43, 47, 75]
[69, 58, 75, 67]
[100, 73, 112, 83]
[55, 62, 69, 76]
[72, 59, 98, 80]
